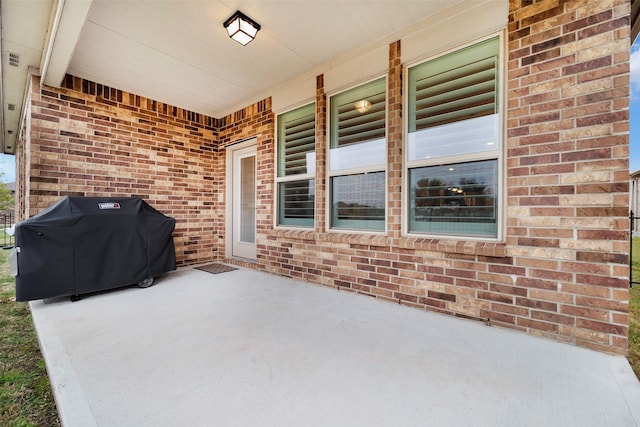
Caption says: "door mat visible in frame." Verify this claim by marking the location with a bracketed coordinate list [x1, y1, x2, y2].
[195, 263, 238, 274]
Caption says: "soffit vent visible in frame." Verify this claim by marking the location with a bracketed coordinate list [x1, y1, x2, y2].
[8, 52, 20, 67]
[7, 104, 16, 111]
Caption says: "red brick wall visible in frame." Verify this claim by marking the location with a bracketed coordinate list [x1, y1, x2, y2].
[16, 0, 631, 354]
[506, 0, 630, 351]
[242, 1, 630, 354]
[18, 75, 220, 266]
[217, 99, 274, 269]
[255, 43, 516, 325]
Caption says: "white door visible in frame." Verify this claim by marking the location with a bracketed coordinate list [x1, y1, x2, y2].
[230, 144, 257, 260]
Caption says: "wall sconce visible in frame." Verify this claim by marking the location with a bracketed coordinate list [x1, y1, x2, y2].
[223, 11, 261, 46]
[354, 99, 372, 113]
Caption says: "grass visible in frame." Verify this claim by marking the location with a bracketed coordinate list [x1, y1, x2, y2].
[0, 231, 14, 249]
[0, 248, 59, 426]
[630, 237, 640, 380]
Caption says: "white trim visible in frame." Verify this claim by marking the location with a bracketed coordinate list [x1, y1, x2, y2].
[40, 0, 66, 84]
[271, 77, 316, 115]
[401, 0, 508, 66]
[403, 30, 505, 72]
[324, 44, 388, 95]
[42, 0, 94, 87]
[324, 74, 387, 102]
[226, 138, 257, 260]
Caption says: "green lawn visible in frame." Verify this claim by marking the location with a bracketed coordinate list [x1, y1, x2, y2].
[0, 231, 14, 249]
[630, 237, 640, 380]
[0, 248, 59, 426]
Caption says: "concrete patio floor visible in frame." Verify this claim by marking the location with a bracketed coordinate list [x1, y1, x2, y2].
[30, 266, 640, 427]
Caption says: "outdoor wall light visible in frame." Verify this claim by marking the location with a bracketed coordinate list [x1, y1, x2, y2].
[223, 11, 261, 46]
[354, 99, 372, 113]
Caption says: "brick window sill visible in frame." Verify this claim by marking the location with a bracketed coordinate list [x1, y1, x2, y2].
[269, 228, 390, 246]
[270, 228, 316, 242]
[398, 236, 506, 257]
[317, 232, 390, 247]
[268, 228, 506, 257]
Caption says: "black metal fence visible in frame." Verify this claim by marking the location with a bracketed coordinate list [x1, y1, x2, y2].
[0, 211, 14, 249]
[631, 211, 639, 288]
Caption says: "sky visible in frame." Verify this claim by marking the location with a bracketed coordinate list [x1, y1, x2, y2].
[0, 153, 14, 183]
[0, 40, 638, 183]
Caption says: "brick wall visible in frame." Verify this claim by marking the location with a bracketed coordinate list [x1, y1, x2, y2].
[234, 0, 630, 354]
[15, 0, 631, 354]
[255, 45, 518, 329]
[506, 0, 630, 351]
[17, 74, 220, 266]
[217, 99, 274, 269]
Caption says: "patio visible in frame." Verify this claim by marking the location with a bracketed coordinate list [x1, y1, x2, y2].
[29, 266, 640, 426]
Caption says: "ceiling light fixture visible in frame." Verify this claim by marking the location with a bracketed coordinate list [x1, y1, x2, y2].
[354, 99, 372, 113]
[223, 11, 261, 46]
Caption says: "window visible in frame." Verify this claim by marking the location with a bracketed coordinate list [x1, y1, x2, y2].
[329, 78, 386, 231]
[407, 36, 501, 237]
[276, 103, 315, 227]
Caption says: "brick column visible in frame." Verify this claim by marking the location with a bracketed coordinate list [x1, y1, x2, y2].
[387, 40, 403, 238]
[507, 0, 630, 353]
[315, 74, 327, 233]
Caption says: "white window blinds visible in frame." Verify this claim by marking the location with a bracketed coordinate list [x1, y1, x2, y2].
[407, 37, 500, 163]
[409, 37, 499, 132]
[277, 103, 316, 227]
[278, 104, 316, 177]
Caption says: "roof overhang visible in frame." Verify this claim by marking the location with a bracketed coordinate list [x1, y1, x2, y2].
[1, 0, 508, 156]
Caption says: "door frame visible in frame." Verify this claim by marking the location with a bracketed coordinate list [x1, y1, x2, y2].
[226, 138, 258, 260]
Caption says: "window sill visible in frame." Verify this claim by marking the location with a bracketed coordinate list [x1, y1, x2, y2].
[267, 229, 506, 257]
[398, 236, 506, 257]
[268, 229, 390, 246]
[270, 228, 316, 242]
[318, 232, 390, 247]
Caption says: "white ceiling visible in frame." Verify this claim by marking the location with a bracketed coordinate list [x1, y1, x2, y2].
[1, 0, 466, 154]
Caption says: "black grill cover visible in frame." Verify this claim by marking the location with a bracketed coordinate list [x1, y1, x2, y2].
[15, 196, 176, 301]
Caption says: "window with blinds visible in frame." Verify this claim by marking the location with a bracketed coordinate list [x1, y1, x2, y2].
[406, 36, 501, 238]
[331, 79, 386, 148]
[412, 56, 496, 131]
[329, 78, 387, 231]
[408, 37, 500, 162]
[277, 104, 315, 227]
[278, 104, 316, 177]
[330, 78, 386, 171]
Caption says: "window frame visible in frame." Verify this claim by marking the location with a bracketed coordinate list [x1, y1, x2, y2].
[326, 76, 388, 233]
[403, 32, 505, 241]
[275, 102, 317, 229]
